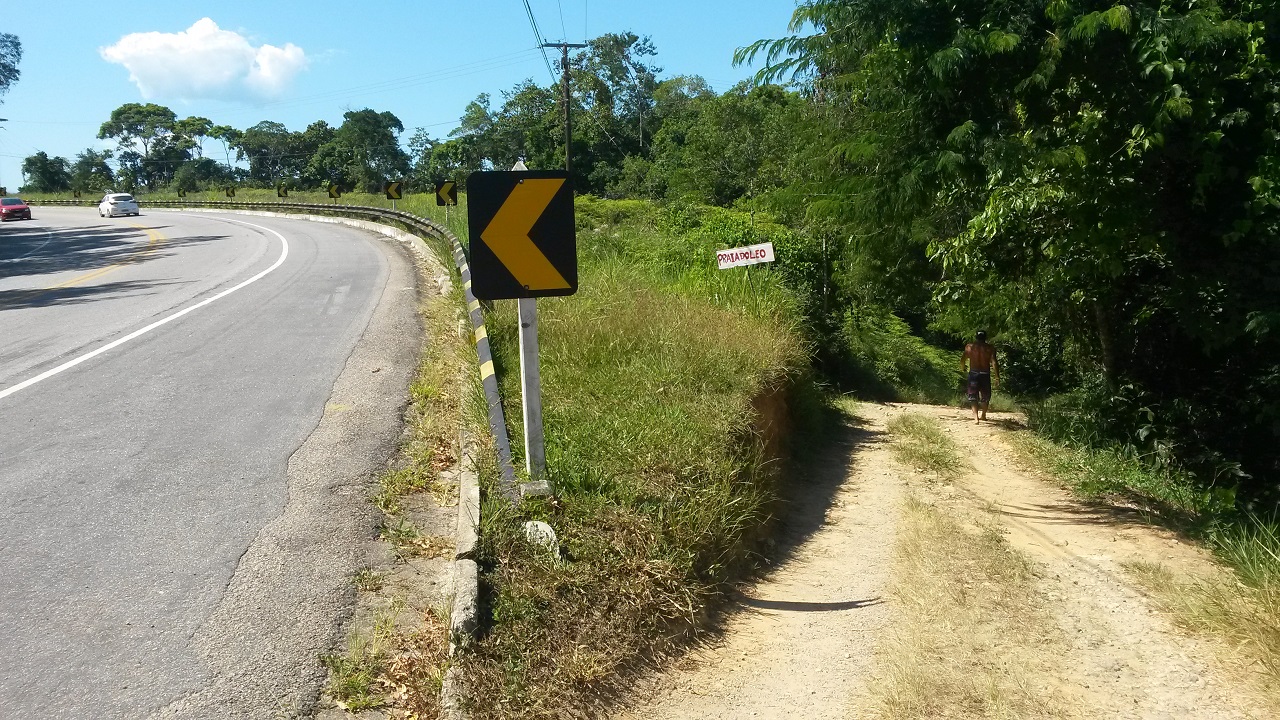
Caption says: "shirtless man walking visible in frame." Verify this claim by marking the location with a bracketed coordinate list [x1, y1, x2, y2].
[962, 331, 999, 424]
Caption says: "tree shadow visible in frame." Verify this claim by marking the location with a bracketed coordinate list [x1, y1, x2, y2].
[688, 410, 888, 634]
[0, 224, 225, 281]
[0, 278, 180, 311]
[733, 592, 884, 613]
[768, 410, 886, 562]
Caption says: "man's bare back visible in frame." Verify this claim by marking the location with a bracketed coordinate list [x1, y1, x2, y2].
[962, 333, 999, 423]
[964, 342, 995, 372]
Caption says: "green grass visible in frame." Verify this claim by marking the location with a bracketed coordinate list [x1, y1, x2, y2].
[458, 197, 817, 718]
[322, 631, 387, 713]
[1008, 431, 1237, 528]
[887, 413, 968, 478]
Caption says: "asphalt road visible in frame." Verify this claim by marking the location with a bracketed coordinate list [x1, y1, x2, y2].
[0, 208, 421, 718]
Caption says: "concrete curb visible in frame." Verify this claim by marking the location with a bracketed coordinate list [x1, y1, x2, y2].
[456, 427, 481, 561]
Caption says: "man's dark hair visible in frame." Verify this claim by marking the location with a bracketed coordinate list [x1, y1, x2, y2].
[976, 330, 988, 342]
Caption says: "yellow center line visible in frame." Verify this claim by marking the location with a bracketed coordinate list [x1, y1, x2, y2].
[44, 224, 166, 292]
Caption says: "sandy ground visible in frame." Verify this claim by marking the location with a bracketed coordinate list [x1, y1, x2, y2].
[613, 402, 1273, 720]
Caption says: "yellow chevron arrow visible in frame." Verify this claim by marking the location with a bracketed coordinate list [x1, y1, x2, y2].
[480, 179, 570, 291]
[437, 181, 455, 204]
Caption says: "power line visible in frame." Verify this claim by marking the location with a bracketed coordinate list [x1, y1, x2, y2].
[556, 0, 568, 41]
[523, 0, 559, 82]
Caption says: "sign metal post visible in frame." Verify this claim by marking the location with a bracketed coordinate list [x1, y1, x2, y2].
[518, 296, 544, 481]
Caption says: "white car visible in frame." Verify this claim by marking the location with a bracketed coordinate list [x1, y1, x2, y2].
[99, 193, 140, 217]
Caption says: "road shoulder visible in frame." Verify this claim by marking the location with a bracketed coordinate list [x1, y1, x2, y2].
[150, 221, 424, 719]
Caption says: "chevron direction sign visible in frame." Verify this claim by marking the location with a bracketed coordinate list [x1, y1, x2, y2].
[466, 170, 576, 300]
[435, 180, 457, 206]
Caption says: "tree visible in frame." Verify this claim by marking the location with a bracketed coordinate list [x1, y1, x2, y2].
[744, 0, 1280, 496]
[174, 116, 213, 158]
[21, 151, 72, 192]
[172, 158, 232, 192]
[647, 83, 800, 205]
[235, 121, 293, 184]
[309, 109, 410, 192]
[208, 124, 242, 170]
[289, 121, 335, 185]
[97, 103, 179, 188]
[0, 33, 20, 102]
[571, 33, 663, 191]
[71, 148, 115, 191]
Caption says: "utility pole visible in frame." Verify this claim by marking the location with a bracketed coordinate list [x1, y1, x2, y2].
[541, 42, 587, 175]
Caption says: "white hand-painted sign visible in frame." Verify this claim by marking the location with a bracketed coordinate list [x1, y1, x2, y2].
[717, 242, 776, 270]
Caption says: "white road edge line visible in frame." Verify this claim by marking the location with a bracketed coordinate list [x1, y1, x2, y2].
[0, 216, 290, 402]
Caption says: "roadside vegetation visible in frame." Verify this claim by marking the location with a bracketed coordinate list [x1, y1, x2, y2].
[453, 197, 821, 717]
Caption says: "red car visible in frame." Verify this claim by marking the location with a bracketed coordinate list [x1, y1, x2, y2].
[0, 197, 32, 221]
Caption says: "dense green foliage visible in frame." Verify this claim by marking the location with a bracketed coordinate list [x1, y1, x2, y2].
[20, 151, 71, 192]
[0, 33, 19, 103]
[737, 0, 1280, 505]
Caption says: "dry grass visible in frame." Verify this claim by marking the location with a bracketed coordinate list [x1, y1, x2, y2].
[1126, 561, 1280, 703]
[1008, 425, 1280, 705]
[322, 233, 466, 717]
[324, 610, 452, 717]
[887, 413, 968, 478]
[868, 495, 1076, 719]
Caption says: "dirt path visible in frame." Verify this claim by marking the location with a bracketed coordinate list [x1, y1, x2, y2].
[615, 413, 905, 719]
[613, 402, 1273, 720]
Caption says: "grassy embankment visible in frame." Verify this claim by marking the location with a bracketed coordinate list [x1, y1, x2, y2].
[453, 197, 818, 717]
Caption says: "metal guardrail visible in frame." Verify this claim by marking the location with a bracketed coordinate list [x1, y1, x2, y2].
[31, 198, 521, 496]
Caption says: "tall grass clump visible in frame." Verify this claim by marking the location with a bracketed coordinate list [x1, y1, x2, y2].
[887, 413, 967, 478]
[460, 197, 818, 717]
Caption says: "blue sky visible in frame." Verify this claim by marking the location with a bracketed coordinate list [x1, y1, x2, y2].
[0, 2, 801, 191]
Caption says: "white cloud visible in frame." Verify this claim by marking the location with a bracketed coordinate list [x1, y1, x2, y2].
[101, 18, 308, 101]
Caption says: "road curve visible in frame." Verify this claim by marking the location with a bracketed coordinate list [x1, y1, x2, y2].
[0, 208, 422, 718]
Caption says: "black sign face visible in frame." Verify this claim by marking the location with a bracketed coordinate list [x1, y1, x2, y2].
[328, 184, 341, 199]
[177, 188, 187, 198]
[73, 190, 81, 199]
[277, 183, 288, 198]
[435, 180, 458, 206]
[225, 187, 235, 198]
[385, 181, 402, 200]
[466, 170, 576, 300]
